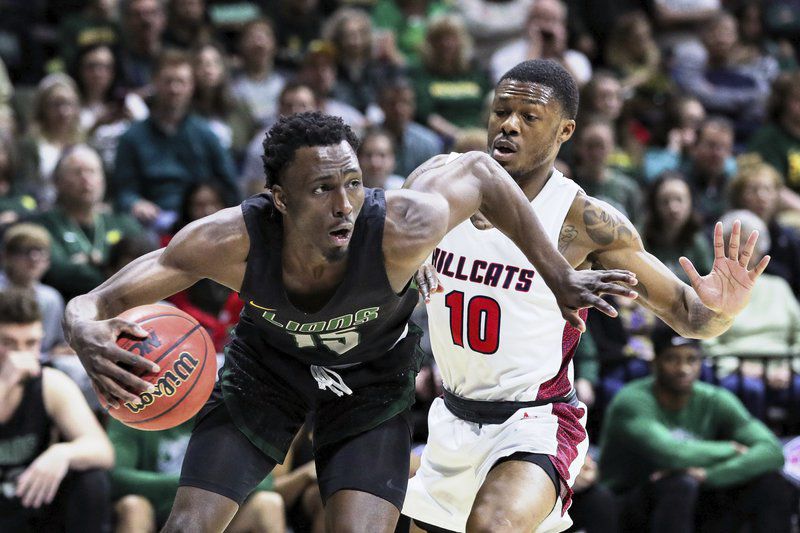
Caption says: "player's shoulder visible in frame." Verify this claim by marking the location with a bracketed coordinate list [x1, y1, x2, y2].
[567, 192, 640, 250]
[384, 188, 449, 243]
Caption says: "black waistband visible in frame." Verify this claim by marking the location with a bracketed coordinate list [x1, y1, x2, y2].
[443, 388, 579, 425]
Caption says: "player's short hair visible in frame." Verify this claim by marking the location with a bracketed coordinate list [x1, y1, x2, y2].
[498, 59, 579, 119]
[261, 111, 360, 188]
[3, 223, 51, 253]
[0, 288, 42, 325]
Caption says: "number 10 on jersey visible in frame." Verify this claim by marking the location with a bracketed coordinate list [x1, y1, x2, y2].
[444, 291, 501, 354]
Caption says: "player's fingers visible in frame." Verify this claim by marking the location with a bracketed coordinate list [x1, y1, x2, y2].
[111, 318, 149, 339]
[108, 344, 160, 374]
[96, 358, 154, 396]
[90, 381, 111, 411]
[728, 220, 741, 261]
[598, 283, 638, 299]
[562, 309, 586, 333]
[740, 230, 758, 268]
[95, 376, 123, 409]
[598, 270, 638, 286]
[713, 222, 725, 260]
[588, 295, 619, 318]
[750, 255, 771, 281]
[94, 368, 145, 405]
[679, 257, 703, 288]
[415, 272, 430, 302]
[425, 267, 439, 294]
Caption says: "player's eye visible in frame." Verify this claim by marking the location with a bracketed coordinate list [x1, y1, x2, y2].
[493, 109, 507, 117]
[525, 114, 538, 122]
[349, 179, 361, 188]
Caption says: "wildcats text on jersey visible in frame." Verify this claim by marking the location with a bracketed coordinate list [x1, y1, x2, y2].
[432, 247, 535, 293]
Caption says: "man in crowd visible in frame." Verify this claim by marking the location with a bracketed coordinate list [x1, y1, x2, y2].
[36, 144, 142, 303]
[0, 224, 65, 355]
[113, 49, 240, 229]
[377, 76, 443, 178]
[0, 289, 114, 533]
[599, 326, 793, 532]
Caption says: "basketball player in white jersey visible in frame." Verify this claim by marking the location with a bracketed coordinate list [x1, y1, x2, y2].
[401, 59, 770, 533]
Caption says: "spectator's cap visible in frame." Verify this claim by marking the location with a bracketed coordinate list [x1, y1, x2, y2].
[303, 40, 337, 64]
[652, 326, 701, 356]
[3, 223, 51, 253]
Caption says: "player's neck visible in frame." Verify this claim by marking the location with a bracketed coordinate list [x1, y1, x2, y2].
[515, 160, 557, 202]
[281, 226, 348, 280]
[654, 382, 692, 411]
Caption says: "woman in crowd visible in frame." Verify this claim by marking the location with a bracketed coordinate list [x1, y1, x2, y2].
[703, 209, 800, 420]
[16, 74, 83, 208]
[729, 160, 800, 297]
[231, 18, 286, 126]
[357, 128, 405, 190]
[0, 133, 36, 225]
[641, 171, 713, 282]
[191, 42, 257, 163]
[411, 14, 491, 143]
[163, 182, 243, 352]
[576, 71, 641, 174]
[323, 7, 397, 121]
[72, 44, 149, 174]
[643, 94, 706, 182]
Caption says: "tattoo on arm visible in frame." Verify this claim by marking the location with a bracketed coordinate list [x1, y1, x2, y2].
[582, 199, 634, 246]
[558, 224, 578, 254]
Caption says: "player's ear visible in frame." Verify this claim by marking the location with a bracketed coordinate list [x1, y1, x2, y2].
[558, 119, 576, 144]
[271, 185, 288, 214]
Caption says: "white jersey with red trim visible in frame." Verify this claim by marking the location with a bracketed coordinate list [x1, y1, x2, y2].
[427, 156, 583, 402]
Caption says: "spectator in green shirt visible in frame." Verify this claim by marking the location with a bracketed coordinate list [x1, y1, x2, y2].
[573, 119, 642, 225]
[641, 172, 713, 284]
[35, 145, 144, 303]
[108, 418, 285, 532]
[747, 71, 800, 192]
[599, 326, 793, 533]
[113, 50, 240, 229]
[371, 0, 451, 68]
[411, 14, 492, 142]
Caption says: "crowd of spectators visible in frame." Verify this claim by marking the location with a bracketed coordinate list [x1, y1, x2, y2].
[1, 0, 800, 531]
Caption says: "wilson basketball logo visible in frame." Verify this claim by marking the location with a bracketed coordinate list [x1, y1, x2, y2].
[123, 352, 200, 414]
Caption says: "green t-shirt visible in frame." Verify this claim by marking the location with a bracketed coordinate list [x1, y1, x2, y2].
[748, 123, 800, 192]
[578, 169, 642, 225]
[0, 194, 37, 217]
[599, 377, 784, 493]
[371, 0, 451, 68]
[34, 208, 143, 301]
[643, 232, 714, 284]
[108, 418, 274, 520]
[411, 66, 492, 129]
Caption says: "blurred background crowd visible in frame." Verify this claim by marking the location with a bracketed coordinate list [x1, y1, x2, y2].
[1, 0, 800, 531]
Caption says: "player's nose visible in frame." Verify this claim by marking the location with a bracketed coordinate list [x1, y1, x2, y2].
[500, 113, 520, 135]
[332, 187, 353, 217]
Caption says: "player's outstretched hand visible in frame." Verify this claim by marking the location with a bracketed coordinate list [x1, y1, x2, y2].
[415, 263, 444, 303]
[553, 269, 639, 332]
[67, 318, 160, 409]
[679, 220, 770, 318]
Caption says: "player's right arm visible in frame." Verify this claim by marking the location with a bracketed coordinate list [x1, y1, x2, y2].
[63, 207, 249, 406]
[391, 151, 638, 330]
[561, 196, 769, 339]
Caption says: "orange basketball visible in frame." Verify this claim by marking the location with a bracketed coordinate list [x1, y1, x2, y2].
[107, 304, 216, 431]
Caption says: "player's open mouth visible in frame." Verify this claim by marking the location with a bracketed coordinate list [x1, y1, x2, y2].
[492, 139, 518, 161]
[329, 227, 352, 245]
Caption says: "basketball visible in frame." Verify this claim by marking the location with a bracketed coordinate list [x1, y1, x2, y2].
[106, 304, 216, 431]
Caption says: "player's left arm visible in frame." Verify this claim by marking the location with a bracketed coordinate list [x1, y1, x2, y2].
[16, 368, 114, 508]
[393, 151, 637, 331]
[570, 197, 769, 339]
